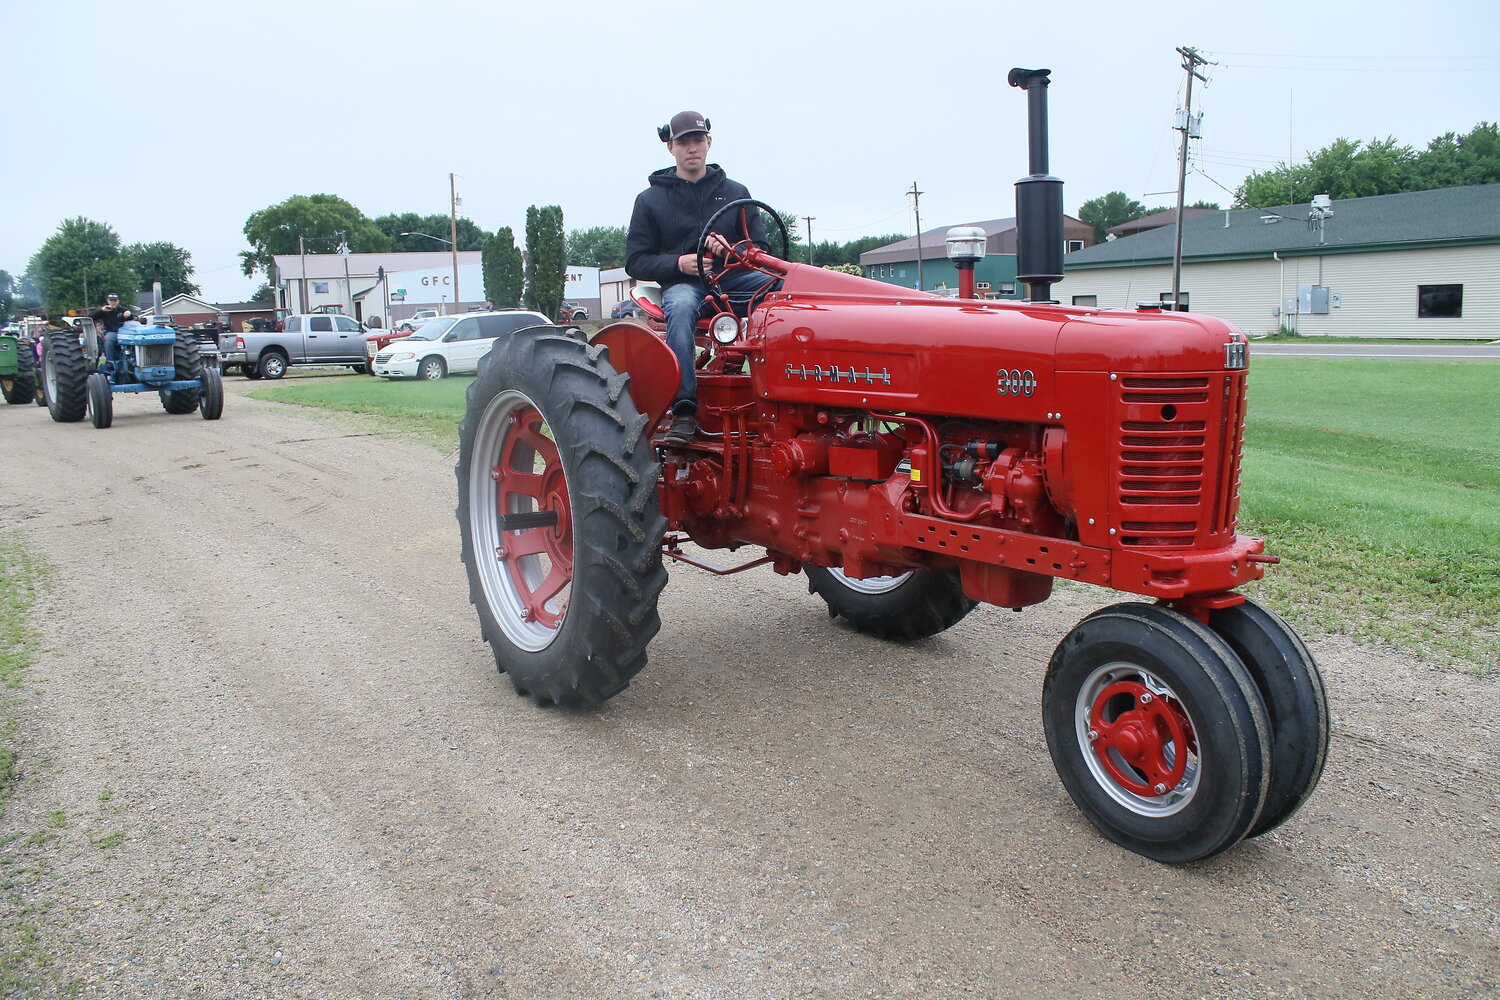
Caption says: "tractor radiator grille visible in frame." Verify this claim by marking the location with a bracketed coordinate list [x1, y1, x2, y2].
[1115, 374, 1245, 548]
[138, 344, 174, 369]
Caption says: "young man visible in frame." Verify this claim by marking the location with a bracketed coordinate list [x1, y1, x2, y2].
[626, 111, 771, 445]
[89, 292, 135, 367]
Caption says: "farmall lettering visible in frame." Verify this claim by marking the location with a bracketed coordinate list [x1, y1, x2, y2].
[457, 67, 1328, 870]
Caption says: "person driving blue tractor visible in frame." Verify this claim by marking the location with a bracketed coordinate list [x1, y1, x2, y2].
[626, 111, 775, 446]
[89, 292, 136, 369]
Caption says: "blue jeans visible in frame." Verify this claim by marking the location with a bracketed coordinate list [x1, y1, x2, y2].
[662, 269, 780, 413]
[103, 329, 121, 364]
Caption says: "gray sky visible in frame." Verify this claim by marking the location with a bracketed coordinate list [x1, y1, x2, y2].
[5, 0, 1497, 304]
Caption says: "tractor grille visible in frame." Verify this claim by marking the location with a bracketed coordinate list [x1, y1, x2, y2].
[137, 344, 174, 369]
[1115, 374, 1245, 548]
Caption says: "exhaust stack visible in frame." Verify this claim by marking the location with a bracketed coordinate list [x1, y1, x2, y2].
[1008, 68, 1065, 303]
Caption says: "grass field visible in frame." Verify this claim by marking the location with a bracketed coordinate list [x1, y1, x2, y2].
[248, 361, 1500, 672]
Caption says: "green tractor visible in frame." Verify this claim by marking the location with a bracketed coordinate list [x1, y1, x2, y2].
[0, 326, 40, 406]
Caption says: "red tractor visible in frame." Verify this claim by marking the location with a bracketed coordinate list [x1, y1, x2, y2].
[456, 70, 1328, 864]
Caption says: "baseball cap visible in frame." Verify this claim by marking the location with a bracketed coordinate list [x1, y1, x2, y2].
[106, 293, 119, 300]
[663, 111, 710, 142]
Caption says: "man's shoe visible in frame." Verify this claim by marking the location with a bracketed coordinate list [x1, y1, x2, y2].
[664, 412, 697, 446]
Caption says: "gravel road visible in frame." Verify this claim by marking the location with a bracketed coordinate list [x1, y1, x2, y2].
[2, 375, 1495, 999]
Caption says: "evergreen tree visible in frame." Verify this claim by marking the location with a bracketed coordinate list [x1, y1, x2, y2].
[483, 227, 524, 309]
[524, 206, 566, 319]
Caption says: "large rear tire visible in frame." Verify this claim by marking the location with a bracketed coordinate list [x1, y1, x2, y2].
[43, 331, 88, 423]
[806, 566, 976, 639]
[1209, 598, 1329, 837]
[3, 338, 37, 404]
[160, 334, 203, 414]
[457, 327, 667, 706]
[87, 372, 113, 429]
[198, 366, 224, 420]
[1043, 602, 1270, 864]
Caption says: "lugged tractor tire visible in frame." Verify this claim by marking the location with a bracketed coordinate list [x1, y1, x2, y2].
[43, 330, 89, 423]
[3, 337, 37, 404]
[457, 326, 668, 707]
[806, 566, 977, 640]
[160, 334, 203, 414]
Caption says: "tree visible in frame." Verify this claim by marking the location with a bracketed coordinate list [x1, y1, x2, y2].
[483, 227, 524, 308]
[838, 233, 908, 268]
[24, 217, 139, 314]
[249, 282, 274, 304]
[524, 206, 566, 319]
[0, 270, 14, 321]
[372, 212, 487, 252]
[123, 241, 200, 299]
[566, 226, 628, 268]
[1413, 121, 1500, 189]
[1235, 136, 1417, 207]
[1076, 191, 1150, 243]
[240, 194, 391, 279]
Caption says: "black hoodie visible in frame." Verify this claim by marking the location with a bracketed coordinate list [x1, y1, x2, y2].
[626, 164, 768, 288]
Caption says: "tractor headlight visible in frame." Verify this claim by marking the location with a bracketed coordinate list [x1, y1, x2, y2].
[709, 313, 741, 345]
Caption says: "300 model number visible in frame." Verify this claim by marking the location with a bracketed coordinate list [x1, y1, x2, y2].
[996, 369, 1037, 397]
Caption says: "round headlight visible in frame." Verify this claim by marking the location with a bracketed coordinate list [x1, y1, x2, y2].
[709, 312, 740, 345]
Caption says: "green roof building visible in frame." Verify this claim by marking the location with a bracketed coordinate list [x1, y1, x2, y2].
[1061, 184, 1500, 339]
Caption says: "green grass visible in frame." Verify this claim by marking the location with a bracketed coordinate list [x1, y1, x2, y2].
[0, 542, 46, 812]
[244, 364, 1500, 670]
[1238, 359, 1499, 671]
[245, 372, 475, 451]
[0, 542, 52, 990]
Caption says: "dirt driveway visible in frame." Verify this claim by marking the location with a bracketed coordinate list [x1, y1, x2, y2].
[2, 377, 1495, 999]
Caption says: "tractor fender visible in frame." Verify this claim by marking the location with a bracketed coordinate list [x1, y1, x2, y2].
[589, 322, 678, 428]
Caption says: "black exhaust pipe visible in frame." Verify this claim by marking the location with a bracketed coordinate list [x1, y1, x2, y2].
[1008, 68, 1064, 303]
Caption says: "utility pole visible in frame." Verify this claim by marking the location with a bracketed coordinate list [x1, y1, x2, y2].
[1171, 45, 1214, 311]
[299, 234, 308, 314]
[908, 182, 925, 290]
[449, 172, 461, 311]
[803, 216, 815, 266]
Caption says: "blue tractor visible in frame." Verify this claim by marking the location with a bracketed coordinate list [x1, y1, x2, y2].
[43, 316, 223, 428]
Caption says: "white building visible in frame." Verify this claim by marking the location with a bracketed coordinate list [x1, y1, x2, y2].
[272, 251, 483, 328]
[1062, 184, 1500, 339]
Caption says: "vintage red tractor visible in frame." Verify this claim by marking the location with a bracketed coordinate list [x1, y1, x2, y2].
[456, 70, 1328, 864]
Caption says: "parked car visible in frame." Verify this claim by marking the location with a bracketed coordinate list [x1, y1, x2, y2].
[394, 309, 440, 334]
[373, 310, 551, 380]
[559, 301, 589, 323]
[219, 313, 376, 378]
[610, 299, 646, 319]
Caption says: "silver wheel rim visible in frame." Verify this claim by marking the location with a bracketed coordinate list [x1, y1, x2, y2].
[1073, 662, 1200, 817]
[827, 567, 912, 595]
[468, 388, 570, 652]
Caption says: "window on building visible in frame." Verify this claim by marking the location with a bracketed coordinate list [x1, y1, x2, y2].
[898, 269, 906, 278]
[999, 282, 1017, 295]
[1066, 240, 1085, 253]
[312, 281, 330, 294]
[1072, 295, 1098, 307]
[1160, 292, 1189, 311]
[1417, 284, 1462, 318]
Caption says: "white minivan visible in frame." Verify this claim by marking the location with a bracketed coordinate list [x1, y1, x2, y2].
[373, 310, 551, 380]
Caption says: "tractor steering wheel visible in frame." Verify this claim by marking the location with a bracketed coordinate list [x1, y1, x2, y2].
[696, 199, 791, 315]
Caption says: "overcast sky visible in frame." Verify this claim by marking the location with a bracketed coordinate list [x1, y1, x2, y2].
[5, 0, 1496, 303]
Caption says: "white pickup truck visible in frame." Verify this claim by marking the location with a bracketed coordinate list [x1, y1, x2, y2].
[218, 313, 375, 378]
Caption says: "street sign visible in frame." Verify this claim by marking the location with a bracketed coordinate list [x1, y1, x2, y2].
[396, 288, 407, 296]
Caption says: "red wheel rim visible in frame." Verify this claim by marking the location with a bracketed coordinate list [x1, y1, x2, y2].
[1088, 680, 1195, 797]
[493, 405, 573, 630]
